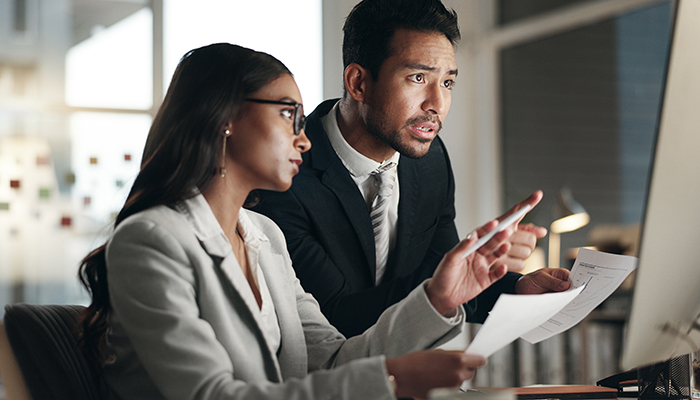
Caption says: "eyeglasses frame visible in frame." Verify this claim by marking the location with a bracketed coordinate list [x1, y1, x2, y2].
[244, 98, 306, 136]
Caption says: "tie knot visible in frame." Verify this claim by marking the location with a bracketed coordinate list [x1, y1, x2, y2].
[375, 161, 396, 173]
[372, 162, 396, 198]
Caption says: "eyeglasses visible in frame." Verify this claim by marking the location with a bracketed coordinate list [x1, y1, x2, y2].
[245, 98, 306, 136]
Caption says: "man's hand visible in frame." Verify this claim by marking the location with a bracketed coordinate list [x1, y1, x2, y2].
[490, 191, 547, 273]
[493, 223, 547, 272]
[425, 191, 544, 316]
[515, 267, 571, 294]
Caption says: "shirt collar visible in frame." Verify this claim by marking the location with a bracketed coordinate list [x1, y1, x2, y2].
[236, 208, 268, 246]
[175, 190, 269, 258]
[322, 101, 400, 178]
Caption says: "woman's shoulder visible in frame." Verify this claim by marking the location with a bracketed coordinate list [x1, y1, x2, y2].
[117, 204, 185, 232]
[110, 204, 195, 249]
[115, 194, 210, 239]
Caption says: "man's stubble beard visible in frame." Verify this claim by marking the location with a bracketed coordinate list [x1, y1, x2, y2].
[364, 107, 443, 160]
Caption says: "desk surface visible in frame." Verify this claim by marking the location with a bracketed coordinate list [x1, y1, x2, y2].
[480, 385, 618, 400]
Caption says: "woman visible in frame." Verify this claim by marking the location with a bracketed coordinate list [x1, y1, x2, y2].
[78, 43, 524, 400]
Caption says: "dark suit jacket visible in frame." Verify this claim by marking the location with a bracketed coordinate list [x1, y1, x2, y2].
[251, 99, 520, 337]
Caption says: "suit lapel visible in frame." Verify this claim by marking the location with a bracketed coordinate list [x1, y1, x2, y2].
[305, 100, 377, 275]
[389, 157, 419, 277]
[319, 165, 376, 272]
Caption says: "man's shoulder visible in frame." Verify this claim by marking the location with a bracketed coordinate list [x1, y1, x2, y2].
[426, 135, 449, 158]
[400, 134, 451, 170]
[308, 99, 339, 120]
[297, 99, 344, 174]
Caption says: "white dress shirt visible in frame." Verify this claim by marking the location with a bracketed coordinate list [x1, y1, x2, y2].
[321, 102, 401, 263]
[237, 210, 281, 355]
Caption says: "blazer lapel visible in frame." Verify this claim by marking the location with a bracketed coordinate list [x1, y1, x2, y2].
[258, 249, 307, 380]
[319, 166, 376, 272]
[199, 236, 283, 382]
[181, 195, 282, 382]
[388, 157, 419, 277]
[200, 236, 261, 324]
[305, 100, 377, 275]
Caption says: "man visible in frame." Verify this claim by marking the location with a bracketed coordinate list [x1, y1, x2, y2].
[251, 0, 569, 337]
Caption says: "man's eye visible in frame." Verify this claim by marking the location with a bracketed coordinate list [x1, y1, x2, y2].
[410, 74, 424, 83]
[443, 79, 455, 90]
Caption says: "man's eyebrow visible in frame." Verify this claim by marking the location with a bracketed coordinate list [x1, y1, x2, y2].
[403, 62, 458, 76]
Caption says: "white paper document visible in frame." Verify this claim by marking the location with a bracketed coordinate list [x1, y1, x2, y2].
[520, 248, 637, 343]
[466, 286, 584, 357]
[465, 249, 637, 357]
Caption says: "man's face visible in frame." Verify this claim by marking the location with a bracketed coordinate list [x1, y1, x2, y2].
[361, 28, 457, 159]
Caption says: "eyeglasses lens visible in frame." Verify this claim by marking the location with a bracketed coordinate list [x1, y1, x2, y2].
[295, 104, 306, 135]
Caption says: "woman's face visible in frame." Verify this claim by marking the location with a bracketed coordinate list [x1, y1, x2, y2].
[227, 74, 311, 192]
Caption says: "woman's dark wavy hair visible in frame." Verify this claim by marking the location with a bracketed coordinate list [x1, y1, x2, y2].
[77, 43, 291, 372]
[342, 0, 460, 83]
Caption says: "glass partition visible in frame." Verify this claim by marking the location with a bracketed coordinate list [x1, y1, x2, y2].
[0, 0, 322, 315]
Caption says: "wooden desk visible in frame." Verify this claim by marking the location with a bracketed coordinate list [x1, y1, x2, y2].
[480, 385, 619, 400]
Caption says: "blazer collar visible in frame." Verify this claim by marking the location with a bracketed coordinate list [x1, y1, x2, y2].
[304, 99, 342, 172]
[174, 192, 231, 259]
[175, 192, 269, 259]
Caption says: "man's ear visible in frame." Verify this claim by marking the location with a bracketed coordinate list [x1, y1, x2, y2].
[343, 63, 371, 103]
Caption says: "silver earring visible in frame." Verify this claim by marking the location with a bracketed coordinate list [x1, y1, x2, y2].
[220, 129, 231, 178]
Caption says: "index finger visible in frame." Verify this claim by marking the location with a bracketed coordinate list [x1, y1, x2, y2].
[459, 208, 528, 260]
[497, 190, 543, 225]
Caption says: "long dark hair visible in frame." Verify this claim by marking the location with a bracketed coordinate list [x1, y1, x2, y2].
[77, 43, 291, 370]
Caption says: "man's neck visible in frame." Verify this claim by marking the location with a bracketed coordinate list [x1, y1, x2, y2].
[337, 98, 397, 163]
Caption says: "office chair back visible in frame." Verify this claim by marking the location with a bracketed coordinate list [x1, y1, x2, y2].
[3, 304, 107, 400]
[0, 322, 31, 400]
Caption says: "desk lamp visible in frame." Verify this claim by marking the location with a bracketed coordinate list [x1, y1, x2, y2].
[548, 188, 590, 268]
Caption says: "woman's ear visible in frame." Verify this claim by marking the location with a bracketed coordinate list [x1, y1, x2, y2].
[223, 122, 233, 137]
[344, 63, 371, 103]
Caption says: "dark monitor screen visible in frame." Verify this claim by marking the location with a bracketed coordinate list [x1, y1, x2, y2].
[620, 0, 700, 371]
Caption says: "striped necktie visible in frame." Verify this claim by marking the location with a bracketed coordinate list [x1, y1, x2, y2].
[370, 162, 397, 285]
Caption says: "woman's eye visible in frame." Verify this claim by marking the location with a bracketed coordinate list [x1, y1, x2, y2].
[281, 109, 294, 119]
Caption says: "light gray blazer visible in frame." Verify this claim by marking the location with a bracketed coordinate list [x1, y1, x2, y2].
[103, 193, 464, 400]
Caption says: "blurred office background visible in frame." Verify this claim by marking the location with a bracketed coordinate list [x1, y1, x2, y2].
[0, 0, 673, 392]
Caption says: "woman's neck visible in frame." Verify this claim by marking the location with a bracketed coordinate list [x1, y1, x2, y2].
[202, 175, 262, 309]
[202, 175, 250, 239]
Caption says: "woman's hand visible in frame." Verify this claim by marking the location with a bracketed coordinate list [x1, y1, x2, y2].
[424, 227, 509, 316]
[425, 191, 543, 316]
[385, 350, 486, 399]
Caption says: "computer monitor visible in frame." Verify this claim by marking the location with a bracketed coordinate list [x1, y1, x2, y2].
[620, 0, 700, 371]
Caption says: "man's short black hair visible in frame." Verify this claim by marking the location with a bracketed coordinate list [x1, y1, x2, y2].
[342, 0, 460, 82]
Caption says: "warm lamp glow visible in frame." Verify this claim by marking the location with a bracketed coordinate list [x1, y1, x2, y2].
[550, 212, 590, 234]
[548, 188, 589, 268]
